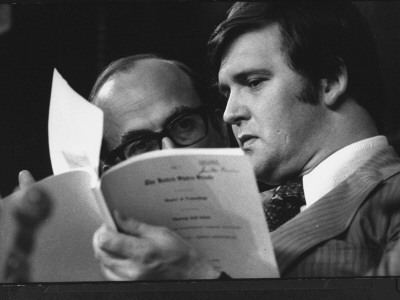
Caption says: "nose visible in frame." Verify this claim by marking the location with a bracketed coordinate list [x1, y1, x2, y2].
[223, 90, 249, 126]
[161, 137, 177, 149]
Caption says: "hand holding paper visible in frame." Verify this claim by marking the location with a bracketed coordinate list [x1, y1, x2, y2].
[93, 213, 221, 280]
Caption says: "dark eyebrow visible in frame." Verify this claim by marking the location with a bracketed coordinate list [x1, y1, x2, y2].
[233, 69, 272, 83]
[120, 105, 195, 144]
[120, 129, 153, 144]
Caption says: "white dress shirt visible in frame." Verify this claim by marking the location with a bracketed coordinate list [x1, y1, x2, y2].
[301, 135, 389, 210]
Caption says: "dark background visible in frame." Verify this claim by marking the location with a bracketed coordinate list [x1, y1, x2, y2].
[1, 2, 400, 196]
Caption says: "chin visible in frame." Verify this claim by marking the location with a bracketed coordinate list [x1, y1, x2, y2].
[247, 156, 264, 179]
[249, 158, 278, 185]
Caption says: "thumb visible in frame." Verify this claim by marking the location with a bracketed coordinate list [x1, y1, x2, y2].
[114, 211, 156, 237]
[18, 170, 36, 191]
[15, 186, 52, 226]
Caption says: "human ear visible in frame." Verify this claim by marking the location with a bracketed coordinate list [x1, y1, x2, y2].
[321, 61, 348, 108]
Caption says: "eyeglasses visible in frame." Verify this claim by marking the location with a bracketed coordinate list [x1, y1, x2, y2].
[104, 106, 210, 166]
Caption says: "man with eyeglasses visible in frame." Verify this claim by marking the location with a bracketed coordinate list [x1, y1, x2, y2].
[89, 54, 228, 172]
[91, 54, 229, 280]
[102, 105, 214, 170]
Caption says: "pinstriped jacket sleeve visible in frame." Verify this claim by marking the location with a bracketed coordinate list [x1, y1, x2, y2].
[270, 146, 400, 277]
[365, 174, 400, 276]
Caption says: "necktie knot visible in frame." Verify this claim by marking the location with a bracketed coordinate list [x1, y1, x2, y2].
[264, 179, 305, 232]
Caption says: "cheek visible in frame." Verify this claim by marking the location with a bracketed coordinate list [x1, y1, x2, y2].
[188, 133, 214, 148]
[253, 98, 305, 141]
[247, 150, 271, 179]
[253, 112, 285, 143]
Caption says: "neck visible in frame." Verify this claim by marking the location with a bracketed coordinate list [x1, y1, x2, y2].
[299, 98, 379, 177]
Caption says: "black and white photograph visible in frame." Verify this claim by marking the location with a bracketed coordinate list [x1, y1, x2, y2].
[0, 2, 400, 299]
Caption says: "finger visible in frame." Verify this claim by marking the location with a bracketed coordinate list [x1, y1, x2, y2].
[93, 225, 125, 258]
[114, 211, 159, 237]
[15, 187, 52, 225]
[18, 170, 36, 190]
[94, 224, 150, 259]
[99, 257, 154, 281]
[100, 264, 127, 281]
[98, 254, 138, 280]
[93, 230, 152, 280]
[100, 263, 147, 281]
[93, 241, 131, 272]
[93, 225, 122, 258]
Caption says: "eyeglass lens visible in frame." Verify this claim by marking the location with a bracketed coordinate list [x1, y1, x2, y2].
[123, 112, 207, 158]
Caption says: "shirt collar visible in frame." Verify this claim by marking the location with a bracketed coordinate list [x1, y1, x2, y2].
[302, 136, 389, 210]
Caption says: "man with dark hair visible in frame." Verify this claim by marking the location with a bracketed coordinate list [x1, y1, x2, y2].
[210, 1, 400, 277]
[91, 54, 229, 280]
[209, 2, 385, 130]
[93, 2, 400, 279]
[209, 1, 385, 186]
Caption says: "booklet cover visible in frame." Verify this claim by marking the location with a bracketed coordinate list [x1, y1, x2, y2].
[100, 148, 279, 278]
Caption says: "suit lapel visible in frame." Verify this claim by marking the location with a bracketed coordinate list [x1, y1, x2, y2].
[271, 146, 400, 274]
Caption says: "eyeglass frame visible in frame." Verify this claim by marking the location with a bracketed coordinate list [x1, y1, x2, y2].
[104, 105, 211, 166]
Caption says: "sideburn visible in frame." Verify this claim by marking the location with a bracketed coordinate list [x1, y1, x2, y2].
[297, 79, 320, 105]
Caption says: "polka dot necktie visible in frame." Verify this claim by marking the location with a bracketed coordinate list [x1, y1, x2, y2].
[263, 179, 306, 232]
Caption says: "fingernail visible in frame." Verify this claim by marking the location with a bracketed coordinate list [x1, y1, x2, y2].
[97, 227, 110, 245]
[18, 170, 27, 181]
[97, 231, 105, 245]
[19, 170, 34, 185]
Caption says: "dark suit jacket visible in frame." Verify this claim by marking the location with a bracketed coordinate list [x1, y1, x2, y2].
[262, 146, 400, 277]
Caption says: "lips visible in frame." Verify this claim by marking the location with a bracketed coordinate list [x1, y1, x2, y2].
[238, 134, 258, 148]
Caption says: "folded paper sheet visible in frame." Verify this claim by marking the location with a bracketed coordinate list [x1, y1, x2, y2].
[48, 69, 103, 180]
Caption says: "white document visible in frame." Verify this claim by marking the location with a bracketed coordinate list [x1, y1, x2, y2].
[48, 69, 103, 180]
[47, 69, 115, 229]
[101, 148, 279, 278]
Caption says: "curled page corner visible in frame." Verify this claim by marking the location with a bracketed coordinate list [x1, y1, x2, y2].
[48, 69, 104, 177]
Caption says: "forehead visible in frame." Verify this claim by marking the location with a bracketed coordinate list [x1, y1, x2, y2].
[219, 24, 287, 79]
[96, 59, 202, 147]
[97, 59, 201, 113]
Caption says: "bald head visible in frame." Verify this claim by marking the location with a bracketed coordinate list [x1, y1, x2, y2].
[94, 58, 199, 108]
[90, 55, 228, 161]
[94, 58, 203, 149]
